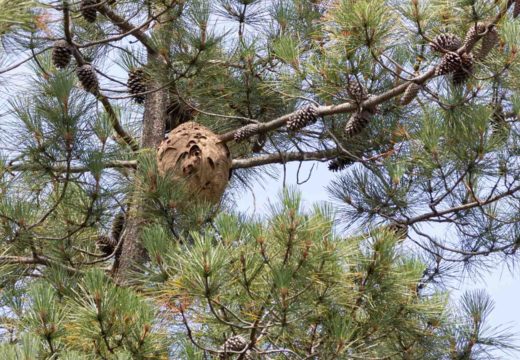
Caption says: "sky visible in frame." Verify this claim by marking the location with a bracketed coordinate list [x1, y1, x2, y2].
[236, 161, 520, 359]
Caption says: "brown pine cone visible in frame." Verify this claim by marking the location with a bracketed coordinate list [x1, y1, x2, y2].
[401, 83, 421, 105]
[76, 64, 99, 92]
[431, 33, 462, 53]
[234, 124, 258, 142]
[287, 105, 319, 131]
[452, 53, 473, 85]
[344, 110, 372, 138]
[476, 26, 498, 60]
[219, 335, 253, 359]
[127, 68, 147, 104]
[80, 0, 98, 23]
[463, 22, 487, 52]
[347, 80, 368, 102]
[435, 52, 462, 76]
[52, 40, 72, 69]
[328, 157, 354, 172]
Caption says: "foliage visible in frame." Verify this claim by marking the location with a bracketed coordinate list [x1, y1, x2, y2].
[0, 0, 519, 358]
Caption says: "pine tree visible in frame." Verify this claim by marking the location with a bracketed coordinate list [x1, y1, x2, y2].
[0, 0, 519, 358]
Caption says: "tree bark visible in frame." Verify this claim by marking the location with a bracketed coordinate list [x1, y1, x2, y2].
[112, 64, 168, 283]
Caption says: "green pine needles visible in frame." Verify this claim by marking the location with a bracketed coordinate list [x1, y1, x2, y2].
[0, 0, 519, 358]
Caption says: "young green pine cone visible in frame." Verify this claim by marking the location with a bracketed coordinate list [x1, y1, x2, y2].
[287, 105, 318, 131]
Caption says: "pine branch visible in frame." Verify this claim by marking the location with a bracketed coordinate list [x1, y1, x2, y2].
[407, 183, 520, 225]
[218, 69, 435, 143]
[0, 255, 79, 273]
[63, 1, 140, 151]
[7, 149, 341, 173]
[75, 11, 164, 49]
[7, 160, 138, 173]
[97, 4, 159, 57]
[219, 4, 512, 145]
[232, 149, 337, 169]
[0, 47, 51, 75]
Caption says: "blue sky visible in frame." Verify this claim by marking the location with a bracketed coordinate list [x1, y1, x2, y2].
[236, 161, 520, 358]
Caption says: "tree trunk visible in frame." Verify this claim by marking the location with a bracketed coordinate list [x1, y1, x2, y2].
[112, 63, 168, 283]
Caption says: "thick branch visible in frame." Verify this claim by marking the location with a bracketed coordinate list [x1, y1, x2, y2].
[231, 149, 337, 169]
[97, 4, 157, 55]
[7, 160, 137, 173]
[218, 69, 436, 143]
[0, 255, 79, 273]
[7, 150, 341, 173]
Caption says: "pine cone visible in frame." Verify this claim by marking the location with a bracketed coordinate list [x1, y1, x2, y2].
[96, 235, 117, 256]
[452, 53, 473, 85]
[251, 133, 266, 153]
[328, 157, 354, 172]
[400, 82, 421, 105]
[127, 68, 147, 104]
[347, 80, 368, 102]
[463, 22, 487, 52]
[234, 124, 258, 142]
[52, 40, 72, 69]
[219, 336, 253, 359]
[80, 0, 98, 23]
[476, 26, 498, 60]
[344, 110, 372, 138]
[287, 105, 318, 131]
[111, 212, 125, 242]
[430, 33, 462, 53]
[76, 64, 99, 92]
[435, 52, 462, 76]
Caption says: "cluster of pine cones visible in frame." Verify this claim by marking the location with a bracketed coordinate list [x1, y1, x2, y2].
[344, 80, 377, 138]
[51, 0, 150, 100]
[432, 21, 499, 85]
[52, 39, 101, 93]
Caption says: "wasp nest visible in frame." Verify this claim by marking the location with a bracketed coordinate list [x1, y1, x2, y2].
[157, 122, 232, 204]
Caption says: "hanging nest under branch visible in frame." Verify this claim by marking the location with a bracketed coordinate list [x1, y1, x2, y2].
[157, 122, 232, 204]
